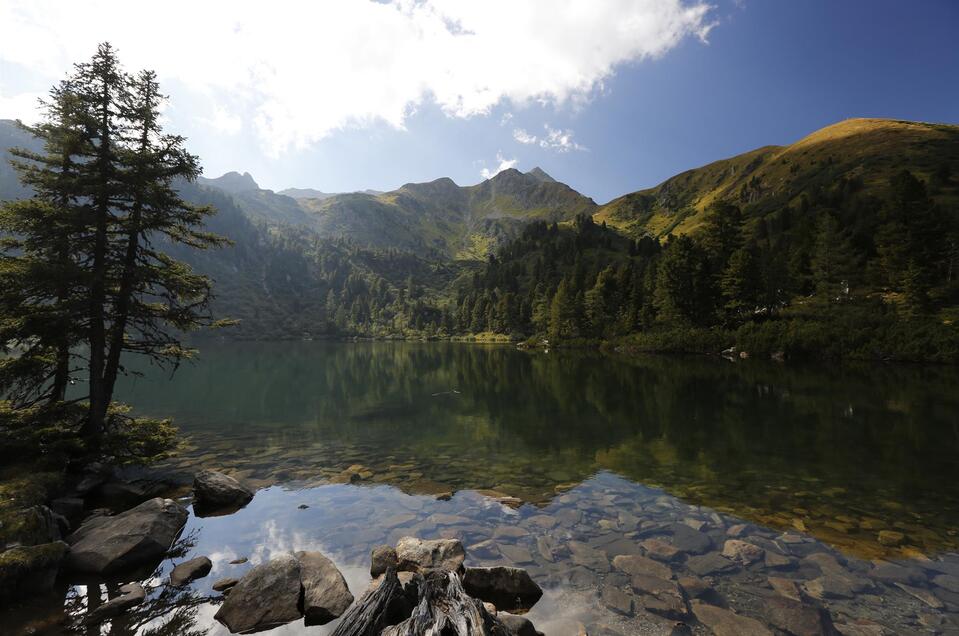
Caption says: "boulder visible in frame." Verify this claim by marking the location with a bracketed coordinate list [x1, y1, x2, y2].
[462, 566, 544, 613]
[4, 505, 69, 547]
[214, 553, 303, 634]
[371, 544, 398, 577]
[49, 497, 85, 526]
[296, 550, 354, 625]
[65, 498, 188, 575]
[395, 536, 465, 573]
[499, 612, 546, 636]
[93, 480, 167, 511]
[213, 577, 239, 592]
[192, 470, 254, 516]
[83, 582, 145, 625]
[0, 541, 68, 602]
[170, 556, 212, 586]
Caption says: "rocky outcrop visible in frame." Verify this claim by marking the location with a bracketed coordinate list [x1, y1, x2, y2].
[395, 536, 465, 573]
[214, 550, 353, 633]
[462, 566, 543, 613]
[170, 555, 212, 586]
[498, 612, 545, 636]
[214, 553, 303, 634]
[64, 497, 188, 575]
[296, 550, 354, 626]
[192, 470, 254, 516]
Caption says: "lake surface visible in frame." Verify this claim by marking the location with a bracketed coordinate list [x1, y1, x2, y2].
[7, 342, 959, 634]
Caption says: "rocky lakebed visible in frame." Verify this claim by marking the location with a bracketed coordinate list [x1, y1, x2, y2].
[2, 461, 959, 635]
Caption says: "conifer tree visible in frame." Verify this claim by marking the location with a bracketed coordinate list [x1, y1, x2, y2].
[0, 43, 227, 444]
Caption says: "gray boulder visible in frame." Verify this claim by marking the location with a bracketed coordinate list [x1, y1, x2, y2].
[395, 536, 465, 573]
[214, 553, 303, 634]
[296, 550, 354, 625]
[462, 566, 543, 613]
[170, 555, 212, 586]
[65, 498, 188, 575]
[193, 470, 254, 516]
[83, 582, 145, 625]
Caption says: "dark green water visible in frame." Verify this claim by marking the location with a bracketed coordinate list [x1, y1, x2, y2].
[8, 342, 959, 635]
[120, 341, 959, 559]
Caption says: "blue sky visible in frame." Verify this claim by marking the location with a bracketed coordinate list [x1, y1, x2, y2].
[1, 0, 957, 203]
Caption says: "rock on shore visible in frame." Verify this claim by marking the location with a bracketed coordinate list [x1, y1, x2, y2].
[64, 497, 188, 574]
[214, 550, 353, 633]
[192, 470, 254, 516]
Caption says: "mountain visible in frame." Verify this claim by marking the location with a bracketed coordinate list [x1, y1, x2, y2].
[196, 171, 260, 194]
[278, 187, 383, 200]
[596, 118, 959, 238]
[197, 166, 597, 260]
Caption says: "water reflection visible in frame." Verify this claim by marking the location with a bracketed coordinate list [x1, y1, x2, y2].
[116, 342, 959, 559]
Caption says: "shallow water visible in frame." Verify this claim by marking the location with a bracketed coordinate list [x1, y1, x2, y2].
[6, 342, 959, 634]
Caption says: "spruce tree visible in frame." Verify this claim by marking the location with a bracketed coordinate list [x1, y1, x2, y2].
[1, 43, 227, 445]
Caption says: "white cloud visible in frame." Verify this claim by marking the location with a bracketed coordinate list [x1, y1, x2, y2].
[513, 128, 538, 145]
[202, 106, 243, 135]
[480, 152, 519, 179]
[513, 124, 586, 152]
[0, 0, 716, 156]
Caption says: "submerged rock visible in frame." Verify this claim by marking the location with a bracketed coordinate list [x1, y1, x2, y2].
[214, 553, 303, 634]
[82, 582, 146, 625]
[691, 600, 772, 636]
[65, 497, 188, 575]
[722, 539, 765, 565]
[395, 536, 465, 573]
[170, 556, 212, 587]
[462, 566, 544, 613]
[296, 550, 354, 625]
[192, 470, 254, 516]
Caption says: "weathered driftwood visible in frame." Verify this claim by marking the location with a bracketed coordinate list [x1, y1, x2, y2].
[331, 568, 405, 636]
[380, 570, 510, 636]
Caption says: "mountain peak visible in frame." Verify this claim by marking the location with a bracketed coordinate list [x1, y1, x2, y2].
[527, 167, 556, 183]
[199, 171, 260, 194]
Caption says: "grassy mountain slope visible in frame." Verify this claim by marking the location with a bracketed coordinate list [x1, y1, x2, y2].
[597, 118, 959, 237]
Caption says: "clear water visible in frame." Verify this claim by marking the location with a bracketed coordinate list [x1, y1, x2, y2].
[6, 342, 959, 634]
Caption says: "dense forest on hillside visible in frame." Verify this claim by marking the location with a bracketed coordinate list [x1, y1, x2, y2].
[287, 167, 959, 362]
[3, 113, 958, 361]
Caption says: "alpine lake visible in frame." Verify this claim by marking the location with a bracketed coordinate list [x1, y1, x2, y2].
[5, 342, 959, 635]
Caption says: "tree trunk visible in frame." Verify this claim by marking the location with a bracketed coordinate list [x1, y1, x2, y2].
[103, 81, 152, 407]
[332, 569, 508, 636]
[330, 568, 404, 636]
[81, 78, 112, 442]
[380, 571, 507, 636]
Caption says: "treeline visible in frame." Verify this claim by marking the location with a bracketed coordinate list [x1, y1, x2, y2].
[448, 168, 958, 359]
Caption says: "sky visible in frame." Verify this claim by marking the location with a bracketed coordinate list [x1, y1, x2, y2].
[1, 0, 957, 203]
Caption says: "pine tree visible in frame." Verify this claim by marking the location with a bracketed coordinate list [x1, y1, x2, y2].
[0, 43, 227, 444]
[811, 213, 858, 302]
[721, 244, 763, 319]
